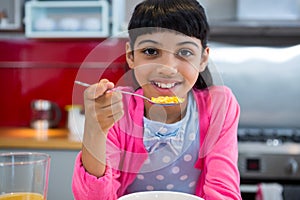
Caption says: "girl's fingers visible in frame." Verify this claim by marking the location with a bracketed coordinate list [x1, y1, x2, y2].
[85, 79, 115, 100]
[97, 109, 124, 132]
[97, 98, 124, 118]
[92, 90, 122, 109]
[91, 96, 124, 132]
[83, 79, 124, 133]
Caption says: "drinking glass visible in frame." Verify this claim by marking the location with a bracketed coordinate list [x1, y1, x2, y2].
[0, 152, 51, 200]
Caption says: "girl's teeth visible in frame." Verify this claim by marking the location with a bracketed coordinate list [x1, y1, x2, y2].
[155, 82, 175, 88]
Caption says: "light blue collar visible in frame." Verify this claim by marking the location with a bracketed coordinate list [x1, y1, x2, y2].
[143, 92, 196, 155]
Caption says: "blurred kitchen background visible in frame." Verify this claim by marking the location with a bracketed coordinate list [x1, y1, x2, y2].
[0, 0, 300, 199]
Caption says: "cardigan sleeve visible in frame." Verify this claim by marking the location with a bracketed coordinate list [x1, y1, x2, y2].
[71, 88, 146, 200]
[71, 122, 127, 200]
[195, 86, 242, 200]
[72, 151, 120, 200]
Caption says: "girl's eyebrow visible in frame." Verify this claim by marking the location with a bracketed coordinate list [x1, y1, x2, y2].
[177, 41, 200, 49]
[137, 39, 160, 47]
[137, 39, 200, 49]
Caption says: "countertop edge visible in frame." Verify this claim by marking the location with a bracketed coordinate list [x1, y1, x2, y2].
[0, 128, 82, 150]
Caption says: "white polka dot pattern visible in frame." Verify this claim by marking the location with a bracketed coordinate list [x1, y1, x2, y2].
[166, 184, 174, 190]
[156, 175, 164, 181]
[162, 156, 171, 163]
[146, 185, 154, 190]
[127, 133, 201, 194]
[189, 181, 196, 188]
[126, 92, 201, 194]
[137, 174, 144, 180]
[171, 166, 180, 174]
[180, 175, 188, 181]
[184, 154, 192, 162]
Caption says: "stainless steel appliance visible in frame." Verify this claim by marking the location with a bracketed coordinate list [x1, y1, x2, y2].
[210, 43, 300, 199]
[30, 99, 61, 129]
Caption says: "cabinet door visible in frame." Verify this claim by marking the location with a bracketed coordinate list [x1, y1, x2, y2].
[24, 1, 109, 38]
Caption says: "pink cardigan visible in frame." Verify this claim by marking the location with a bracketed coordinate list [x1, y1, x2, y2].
[72, 86, 242, 200]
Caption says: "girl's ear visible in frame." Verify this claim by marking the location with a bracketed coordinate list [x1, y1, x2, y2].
[199, 47, 210, 72]
[126, 42, 134, 69]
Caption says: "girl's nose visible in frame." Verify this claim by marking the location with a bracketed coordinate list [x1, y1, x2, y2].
[156, 52, 178, 76]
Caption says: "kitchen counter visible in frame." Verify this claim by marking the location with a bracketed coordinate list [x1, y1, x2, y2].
[0, 127, 82, 200]
[0, 127, 82, 150]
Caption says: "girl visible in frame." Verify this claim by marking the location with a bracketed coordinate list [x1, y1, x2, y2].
[72, 0, 242, 199]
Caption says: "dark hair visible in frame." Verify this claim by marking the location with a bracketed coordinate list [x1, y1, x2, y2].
[128, 0, 213, 89]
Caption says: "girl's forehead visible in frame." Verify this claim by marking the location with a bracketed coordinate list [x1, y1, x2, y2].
[134, 31, 202, 48]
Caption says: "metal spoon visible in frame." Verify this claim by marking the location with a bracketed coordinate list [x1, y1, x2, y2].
[74, 81, 183, 106]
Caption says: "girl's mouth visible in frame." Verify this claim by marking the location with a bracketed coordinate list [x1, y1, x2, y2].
[152, 81, 180, 89]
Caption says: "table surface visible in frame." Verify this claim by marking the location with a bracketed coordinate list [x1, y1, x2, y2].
[0, 127, 82, 150]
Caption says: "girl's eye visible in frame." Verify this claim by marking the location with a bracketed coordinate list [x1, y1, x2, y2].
[142, 48, 158, 56]
[177, 49, 193, 57]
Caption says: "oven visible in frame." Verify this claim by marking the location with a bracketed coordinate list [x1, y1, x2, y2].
[210, 43, 300, 199]
[238, 129, 300, 199]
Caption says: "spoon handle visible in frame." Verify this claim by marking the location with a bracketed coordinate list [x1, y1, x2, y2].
[74, 81, 91, 87]
[74, 81, 152, 102]
[113, 89, 151, 102]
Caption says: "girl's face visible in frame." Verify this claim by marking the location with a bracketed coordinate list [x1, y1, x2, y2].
[126, 31, 209, 102]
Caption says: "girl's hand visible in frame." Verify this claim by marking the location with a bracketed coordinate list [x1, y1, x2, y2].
[83, 79, 124, 135]
[81, 79, 124, 177]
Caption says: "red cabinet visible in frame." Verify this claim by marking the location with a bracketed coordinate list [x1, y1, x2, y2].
[0, 38, 128, 127]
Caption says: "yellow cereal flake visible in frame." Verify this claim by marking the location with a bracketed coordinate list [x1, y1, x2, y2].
[151, 96, 184, 104]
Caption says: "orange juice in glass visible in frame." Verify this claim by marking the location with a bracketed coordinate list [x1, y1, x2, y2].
[0, 152, 50, 200]
[0, 192, 44, 200]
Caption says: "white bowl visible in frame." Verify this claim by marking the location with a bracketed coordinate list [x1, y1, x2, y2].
[83, 18, 101, 31]
[59, 18, 80, 31]
[118, 191, 204, 200]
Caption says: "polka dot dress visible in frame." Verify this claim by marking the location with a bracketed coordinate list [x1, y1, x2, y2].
[127, 92, 201, 194]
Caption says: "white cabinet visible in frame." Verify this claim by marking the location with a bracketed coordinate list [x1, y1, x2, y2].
[0, 0, 23, 30]
[24, 1, 109, 38]
[111, 0, 143, 37]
